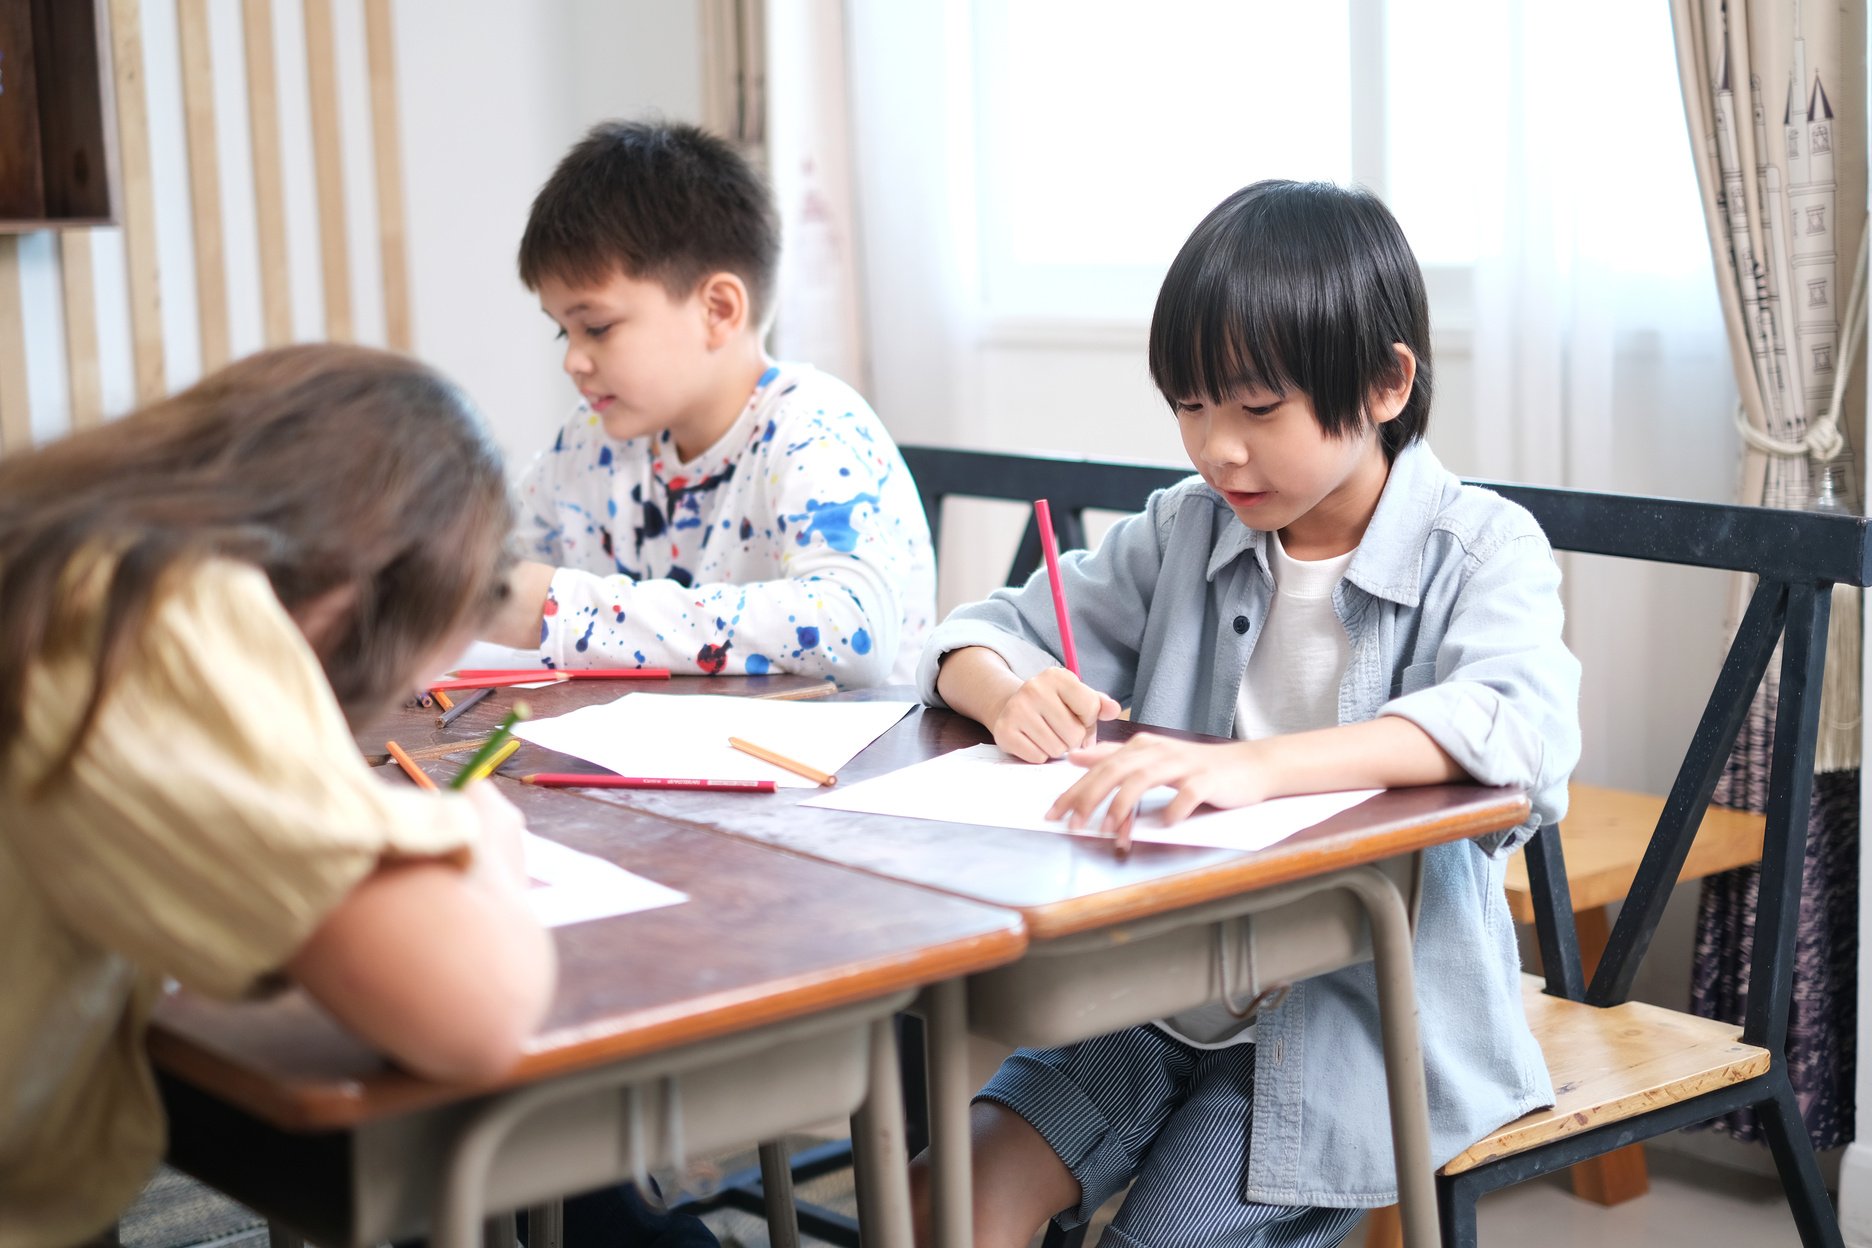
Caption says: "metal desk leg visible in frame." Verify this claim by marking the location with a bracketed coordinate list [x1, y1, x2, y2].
[759, 1141, 803, 1248]
[1339, 864, 1436, 1248]
[522, 1202, 564, 1248]
[482, 1212, 516, 1248]
[851, 1016, 914, 1247]
[923, 978, 972, 1248]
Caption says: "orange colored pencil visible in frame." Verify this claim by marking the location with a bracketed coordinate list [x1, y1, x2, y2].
[433, 689, 455, 711]
[385, 739, 439, 791]
[727, 736, 837, 787]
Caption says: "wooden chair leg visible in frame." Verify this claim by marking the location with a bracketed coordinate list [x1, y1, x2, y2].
[1565, 907, 1650, 1206]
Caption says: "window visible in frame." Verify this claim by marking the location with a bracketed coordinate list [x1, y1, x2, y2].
[972, 0, 1354, 320]
[970, 1, 1710, 324]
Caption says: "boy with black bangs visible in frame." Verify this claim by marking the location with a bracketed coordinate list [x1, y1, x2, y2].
[915, 181, 1582, 1247]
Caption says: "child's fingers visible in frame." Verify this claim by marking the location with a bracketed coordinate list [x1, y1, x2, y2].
[1045, 768, 1112, 827]
[1101, 771, 1168, 835]
[1033, 697, 1095, 755]
[999, 727, 1054, 764]
[1097, 693, 1123, 720]
[1160, 781, 1212, 825]
[1066, 742, 1123, 765]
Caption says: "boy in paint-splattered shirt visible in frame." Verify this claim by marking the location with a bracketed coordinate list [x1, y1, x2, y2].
[484, 121, 934, 687]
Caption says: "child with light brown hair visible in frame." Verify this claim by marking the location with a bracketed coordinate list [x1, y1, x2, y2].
[0, 344, 556, 1248]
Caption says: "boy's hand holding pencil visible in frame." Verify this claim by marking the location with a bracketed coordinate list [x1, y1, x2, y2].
[987, 666, 1122, 764]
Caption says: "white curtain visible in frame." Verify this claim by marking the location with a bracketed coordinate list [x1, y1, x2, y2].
[763, 0, 869, 391]
[1439, 0, 1742, 793]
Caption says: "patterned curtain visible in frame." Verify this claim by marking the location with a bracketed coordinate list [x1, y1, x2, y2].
[1671, 0, 1866, 1149]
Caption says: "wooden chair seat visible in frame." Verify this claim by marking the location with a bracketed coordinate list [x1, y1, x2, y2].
[1439, 976, 1771, 1175]
[1503, 784, 1766, 923]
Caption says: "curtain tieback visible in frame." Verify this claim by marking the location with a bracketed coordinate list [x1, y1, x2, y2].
[1731, 221, 1869, 466]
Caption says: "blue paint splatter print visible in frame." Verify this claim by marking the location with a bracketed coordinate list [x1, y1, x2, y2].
[515, 363, 935, 686]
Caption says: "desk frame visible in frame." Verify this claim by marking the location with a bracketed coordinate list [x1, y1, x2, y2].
[540, 699, 1526, 1248]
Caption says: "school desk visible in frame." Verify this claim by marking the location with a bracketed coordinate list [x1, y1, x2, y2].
[357, 671, 833, 767]
[147, 778, 1025, 1248]
[513, 686, 1532, 1248]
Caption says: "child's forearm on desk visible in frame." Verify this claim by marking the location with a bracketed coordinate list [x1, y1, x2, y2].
[1251, 715, 1468, 797]
[935, 646, 1024, 726]
[482, 561, 558, 650]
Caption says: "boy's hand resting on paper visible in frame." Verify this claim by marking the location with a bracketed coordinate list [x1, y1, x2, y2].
[987, 666, 1123, 762]
[1048, 717, 1473, 840]
[1048, 735, 1270, 835]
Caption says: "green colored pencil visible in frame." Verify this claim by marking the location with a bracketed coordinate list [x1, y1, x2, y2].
[450, 702, 531, 789]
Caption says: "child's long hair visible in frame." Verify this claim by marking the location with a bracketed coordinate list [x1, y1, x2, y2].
[0, 344, 514, 785]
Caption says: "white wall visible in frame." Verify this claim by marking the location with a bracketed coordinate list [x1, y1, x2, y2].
[11, 0, 702, 472]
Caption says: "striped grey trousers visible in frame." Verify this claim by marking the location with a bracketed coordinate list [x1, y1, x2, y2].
[977, 1026, 1362, 1248]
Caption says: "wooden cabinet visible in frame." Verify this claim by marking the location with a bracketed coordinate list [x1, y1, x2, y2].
[0, 0, 115, 231]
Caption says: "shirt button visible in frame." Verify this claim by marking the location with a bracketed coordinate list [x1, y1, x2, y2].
[1233, 615, 1250, 635]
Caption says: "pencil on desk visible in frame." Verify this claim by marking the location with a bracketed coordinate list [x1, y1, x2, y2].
[432, 688, 455, 711]
[461, 737, 521, 785]
[451, 667, 672, 681]
[437, 685, 492, 727]
[1034, 498, 1080, 676]
[450, 704, 530, 790]
[413, 689, 435, 709]
[524, 773, 777, 793]
[430, 673, 570, 692]
[727, 736, 837, 787]
[386, 740, 439, 791]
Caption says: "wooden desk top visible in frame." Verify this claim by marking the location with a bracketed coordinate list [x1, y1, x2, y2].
[149, 777, 1025, 1132]
[519, 686, 1532, 941]
[356, 672, 833, 765]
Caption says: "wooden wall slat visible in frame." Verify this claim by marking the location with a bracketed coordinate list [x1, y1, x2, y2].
[0, 236, 31, 454]
[362, 0, 410, 351]
[176, 0, 230, 371]
[242, 0, 292, 346]
[108, 0, 165, 402]
[302, 0, 352, 341]
[60, 231, 103, 428]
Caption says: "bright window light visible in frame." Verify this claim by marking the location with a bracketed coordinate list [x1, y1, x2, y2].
[975, 0, 1353, 317]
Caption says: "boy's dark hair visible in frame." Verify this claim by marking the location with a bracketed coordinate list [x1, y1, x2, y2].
[518, 120, 780, 324]
[1148, 180, 1432, 460]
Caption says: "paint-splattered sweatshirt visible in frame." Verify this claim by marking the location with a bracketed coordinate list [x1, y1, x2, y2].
[515, 363, 936, 687]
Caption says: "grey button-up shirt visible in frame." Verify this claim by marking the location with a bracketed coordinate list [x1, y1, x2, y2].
[917, 440, 1581, 1206]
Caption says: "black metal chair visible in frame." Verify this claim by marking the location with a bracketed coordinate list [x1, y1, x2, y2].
[1434, 482, 1864, 1248]
[898, 445, 1866, 1248]
[900, 445, 1189, 594]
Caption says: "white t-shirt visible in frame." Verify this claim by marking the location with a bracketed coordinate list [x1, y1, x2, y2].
[1159, 530, 1355, 1049]
[514, 363, 936, 687]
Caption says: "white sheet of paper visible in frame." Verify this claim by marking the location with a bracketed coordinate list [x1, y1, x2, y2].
[800, 743, 1381, 850]
[512, 693, 916, 788]
[522, 832, 687, 928]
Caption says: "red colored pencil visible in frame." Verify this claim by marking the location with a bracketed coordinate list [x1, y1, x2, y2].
[450, 668, 672, 680]
[1034, 498, 1080, 676]
[522, 773, 776, 793]
[428, 673, 571, 692]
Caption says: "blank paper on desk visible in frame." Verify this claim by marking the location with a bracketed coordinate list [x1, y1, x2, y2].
[801, 743, 1381, 850]
[514, 693, 916, 788]
[522, 832, 687, 927]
